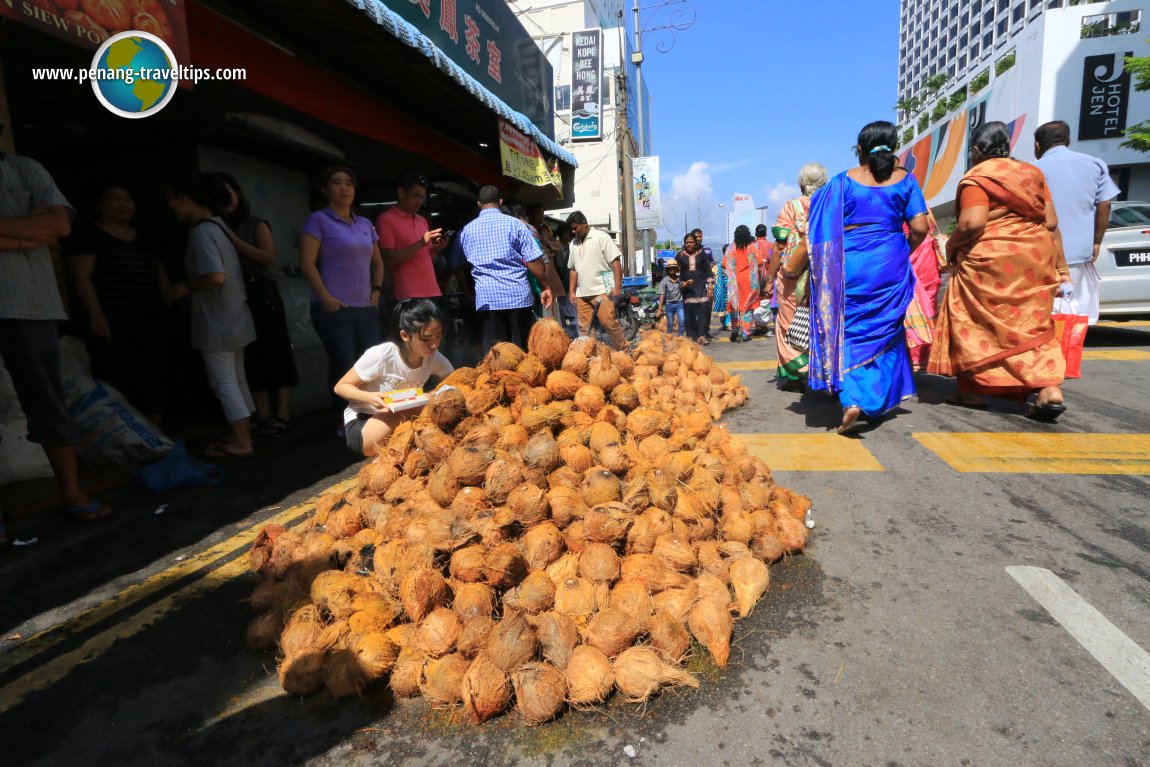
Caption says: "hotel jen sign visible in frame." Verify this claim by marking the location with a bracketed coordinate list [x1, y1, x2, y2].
[1079, 51, 1133, 141]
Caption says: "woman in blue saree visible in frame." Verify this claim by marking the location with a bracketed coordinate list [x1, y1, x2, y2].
[786, 122, 929, 434]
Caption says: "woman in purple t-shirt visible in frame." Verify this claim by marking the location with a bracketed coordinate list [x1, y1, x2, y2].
[300, 166, 385, 424]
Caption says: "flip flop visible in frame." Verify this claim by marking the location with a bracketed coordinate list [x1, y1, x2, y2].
[944, 397, 989, 410]
[58, 500, 112, 523]
[203, 442, 255, 459]
[1024, 402, 1067, 423]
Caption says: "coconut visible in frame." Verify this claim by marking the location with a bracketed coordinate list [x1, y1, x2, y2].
[248, 580, 283, 615]
[524, 430, 562, 472]
[528, 319, 572, 369]
[573, 385, 606, 416]
[588, 422, 622, 454]
[719, 540, 754, 561]
[323, 646, 365, 698]
[517, 354, 548, 387]
[696, 540, 730, 584]
[651, 582, 699, 623]
[544, 486, 585, 528]
[347, 596, 402, 635]
[775, 514, 810, 553]
[581, 468, 623, 507]
[612, 647, 699, 702]
[578, 542, 621, 583]
[548, 465, 584, 492]
[483, 459, 525, 505]
[522, 522, 565, 571]
[449, 545, 488, 584]
[620, 553, 692, 593]
[648, 610, 691, 663]
[440, 367, 479, 388]
[484, 342, 526, 372]
[465, 385, 502, 416]
[250, 524, 287, 575]
[483, 612, 539, 673]
[506, 483, 549, 526]
[453, 582, 497, 620]
[583, 357, 618, 395]
[426, 464, 461, 508]
[544, 552, 581, 587]
[421, 653, 470, 706]
[688, 596, 733, 667]
[484, 542, 528, 589]
[565, 645, 615, 706]
[509, 662, 566, 725]
[597, 443, 633, 476]
[545, 370, 584, 400]
[390, 647, 426, 697]
[279, 650, 326, 696]
[519, 404, 563, 434]
[535, 610, 579, 669]
[625, 515, 657, 555]
[399, 569, 451, 623]
[352, 631, 399, 680]
[325, 503, 364, 540]
[426, 387, 468, 432]
[751, 532, 787, 563]
[581, 504, 630, 546]
[559, 443, 594, 474]
[280, 604, 324, 657]
[554, 577, 597, 621]
[583, 607, 640, 657]
[608, 579, 654, 630]
[609, 383, 640, 411]
[416, 607, 462, 657]
[448, 446, 496, 486]
[696, 572, 730, 605]
[457, 615, 497, 658]
[610, 351, 634, 378]
[449, 487, 488, 520]
[310, 570, 366, 620]
[653, 534, 697, 572]
[462, 654, 513, 723]
[626, 408, 672, 440]
[460, 423, 501, 449]
[361, 460, 403, 497]
[387, 623, 417, 649]
[383, 475, 425, 505]
[246, 612, 282, 650]
[560, 346, 590, 376]
[503, 570, 556, 613]
[729, 556, 770, 617]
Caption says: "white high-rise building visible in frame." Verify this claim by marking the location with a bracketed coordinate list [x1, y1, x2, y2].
[897, 0, 1149, 211]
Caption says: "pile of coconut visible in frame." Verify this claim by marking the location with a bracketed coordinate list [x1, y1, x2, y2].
[246, 322, 811, 725]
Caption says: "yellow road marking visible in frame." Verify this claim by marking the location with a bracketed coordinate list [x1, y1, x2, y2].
[1081, 349, 1150, 361]
[913, 433, 1150, 474]
[740, 433, 885, 472]
[718, 360, 779, 371]
[1096, 320, 1150, 328]
[0, 477, 356, 680]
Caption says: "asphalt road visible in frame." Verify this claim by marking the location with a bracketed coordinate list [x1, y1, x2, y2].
[2, 322, 1149, 767]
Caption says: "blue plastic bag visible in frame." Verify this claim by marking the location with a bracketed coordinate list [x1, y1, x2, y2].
[135, 440, 224, 493]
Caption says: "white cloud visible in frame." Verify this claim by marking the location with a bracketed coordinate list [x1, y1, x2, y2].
[659, 161, 724, 240]
[766, 181, 799, 208]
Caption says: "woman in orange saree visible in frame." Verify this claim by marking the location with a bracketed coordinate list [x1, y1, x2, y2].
[928, 122, 1072, 422]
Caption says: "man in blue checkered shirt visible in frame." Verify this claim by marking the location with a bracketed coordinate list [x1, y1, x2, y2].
[458, 185, 553, 351]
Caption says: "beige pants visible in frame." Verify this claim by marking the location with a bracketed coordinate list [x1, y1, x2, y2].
[576, 295, 628, 350]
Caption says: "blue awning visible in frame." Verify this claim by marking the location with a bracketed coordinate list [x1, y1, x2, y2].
[345, 0, 577, 168]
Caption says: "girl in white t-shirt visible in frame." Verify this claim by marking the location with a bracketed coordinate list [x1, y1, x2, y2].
[335, 299, 453, 456]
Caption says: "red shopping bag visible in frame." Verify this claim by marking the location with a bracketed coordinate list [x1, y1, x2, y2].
[1051, 300, 1087, 379]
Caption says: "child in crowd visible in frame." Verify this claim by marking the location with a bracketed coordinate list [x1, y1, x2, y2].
[656, 261, 686, 336]
[335, 299, 454, 456]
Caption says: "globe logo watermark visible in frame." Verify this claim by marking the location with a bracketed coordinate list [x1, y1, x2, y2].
[89, 31, 179, 119]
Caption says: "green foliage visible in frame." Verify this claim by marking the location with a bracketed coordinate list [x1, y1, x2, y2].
[947, 86, 968, 111]
[918, 114, 930, 133]
[970, 69, 990, 93]
[922, 73, 951, 95]
[995, 52, 1016, 76]
[1121, 45, 1150, 152]
[902, 127, 915, 146]
[931, 102, 948, 121]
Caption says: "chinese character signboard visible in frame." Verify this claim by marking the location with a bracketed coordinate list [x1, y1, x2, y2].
[0, 0, 190, 64]
[570, 28, 603, 142]
[1079, 52, 1133, 141]
[381, 0, 555, 137]
[631, 156, 661, 230]
[499, 119, 561, 190]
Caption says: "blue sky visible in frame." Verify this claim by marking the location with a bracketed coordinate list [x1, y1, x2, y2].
[633, 0, 902, 243]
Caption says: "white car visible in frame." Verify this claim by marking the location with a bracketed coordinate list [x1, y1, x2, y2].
[1098, 201, 1150, 318]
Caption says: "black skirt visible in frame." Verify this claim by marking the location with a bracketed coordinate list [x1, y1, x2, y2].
[243, 274, 299, 391]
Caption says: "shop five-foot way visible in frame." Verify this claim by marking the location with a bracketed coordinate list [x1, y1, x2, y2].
[1, 323, 1148, 767]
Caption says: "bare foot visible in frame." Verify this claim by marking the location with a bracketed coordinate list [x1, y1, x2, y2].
[837, 406, 864, 436]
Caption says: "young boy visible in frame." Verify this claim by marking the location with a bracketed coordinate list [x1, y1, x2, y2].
[656, 261, 686, 337]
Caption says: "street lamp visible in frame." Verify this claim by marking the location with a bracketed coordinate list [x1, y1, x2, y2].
[697, 198, 725, 229]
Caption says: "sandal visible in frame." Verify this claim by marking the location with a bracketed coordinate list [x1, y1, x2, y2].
[203, 441, 255, 458]
[57, 500, 112, 523]
[837, 407, 865, 436]
[1024, 402, 1067, 423]
[254, 417, 292, 437]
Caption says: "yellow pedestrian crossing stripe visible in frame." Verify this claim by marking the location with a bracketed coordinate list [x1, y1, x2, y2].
[1096, 320, 1150, 328]
[913, 433, 1150, 474]
[1081, 349, 1150, 361]
[740, 433, 885, 472]
[718, 359, 778, 371]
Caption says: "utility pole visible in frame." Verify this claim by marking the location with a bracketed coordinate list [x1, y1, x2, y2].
[631, 1, 647, 277]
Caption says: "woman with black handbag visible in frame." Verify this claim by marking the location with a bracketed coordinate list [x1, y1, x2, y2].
[211, 173, 298, 437]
